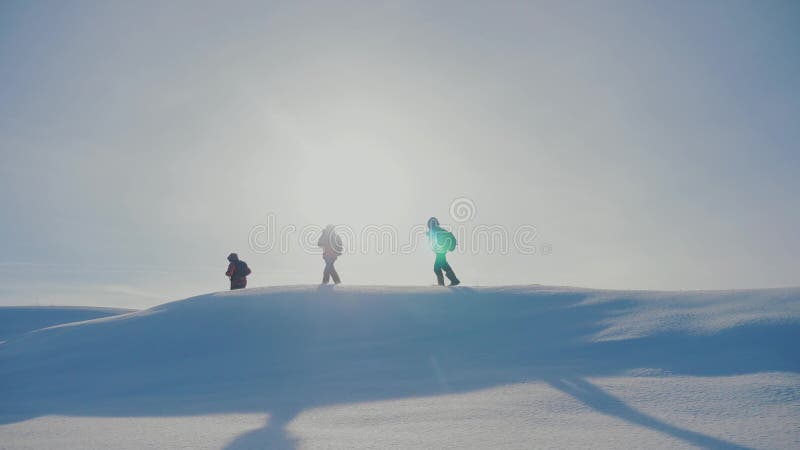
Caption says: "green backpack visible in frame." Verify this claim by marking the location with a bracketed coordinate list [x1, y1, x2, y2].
[430, 230, 457, 253]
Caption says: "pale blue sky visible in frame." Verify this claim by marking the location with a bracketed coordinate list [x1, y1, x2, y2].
[1, 1, 798, 307]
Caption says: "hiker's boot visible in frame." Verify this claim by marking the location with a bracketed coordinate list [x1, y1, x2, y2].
[446, 270, 460, 286]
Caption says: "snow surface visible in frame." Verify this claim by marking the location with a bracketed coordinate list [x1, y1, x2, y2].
[0, 306, 132, 342]
[0, 285, 798, 449]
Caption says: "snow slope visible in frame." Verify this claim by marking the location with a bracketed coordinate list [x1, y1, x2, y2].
[0, 306, 133, 342]
[0, 285, 798, 449]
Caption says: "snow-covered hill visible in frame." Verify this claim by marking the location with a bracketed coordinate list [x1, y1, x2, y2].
[0, 306, 132, 342]
[1, 285, 798, 449]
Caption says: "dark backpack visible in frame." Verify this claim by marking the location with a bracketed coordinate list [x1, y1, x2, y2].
[235, 260, 251, 277]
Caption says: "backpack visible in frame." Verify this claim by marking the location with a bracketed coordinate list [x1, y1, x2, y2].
[235, 260, 251, 277]
[430, 229, 457, 253]
[443, 231, 457, 252]
[332, 233, 344, 255]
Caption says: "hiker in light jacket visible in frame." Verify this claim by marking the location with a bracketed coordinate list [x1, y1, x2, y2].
[318, 225, 343, 284]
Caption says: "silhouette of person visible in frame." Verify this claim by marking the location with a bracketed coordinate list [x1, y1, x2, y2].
[427, 217, 460, 286]
[318, 225, 343, 284]
[225, 253, 251, 290]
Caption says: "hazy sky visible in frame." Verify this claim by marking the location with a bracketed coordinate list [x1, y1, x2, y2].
[1, 0, 799, 308]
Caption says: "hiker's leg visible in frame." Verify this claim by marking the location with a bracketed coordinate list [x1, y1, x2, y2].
[438, 255, 459, 285]
[434, 254, 446, 286]
[231, 278, 246, 290]
[322, 257, 331, 284]
[330, 259, 341, 284]
[444, 263, 459, 285]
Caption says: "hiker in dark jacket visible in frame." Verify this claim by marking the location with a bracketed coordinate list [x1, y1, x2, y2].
[427, 217, 460, 286]
[225, 253, 251, 290]
[318, 225, 343, 284]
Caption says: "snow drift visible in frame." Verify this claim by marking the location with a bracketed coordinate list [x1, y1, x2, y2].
[0, 285, 798, 449]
